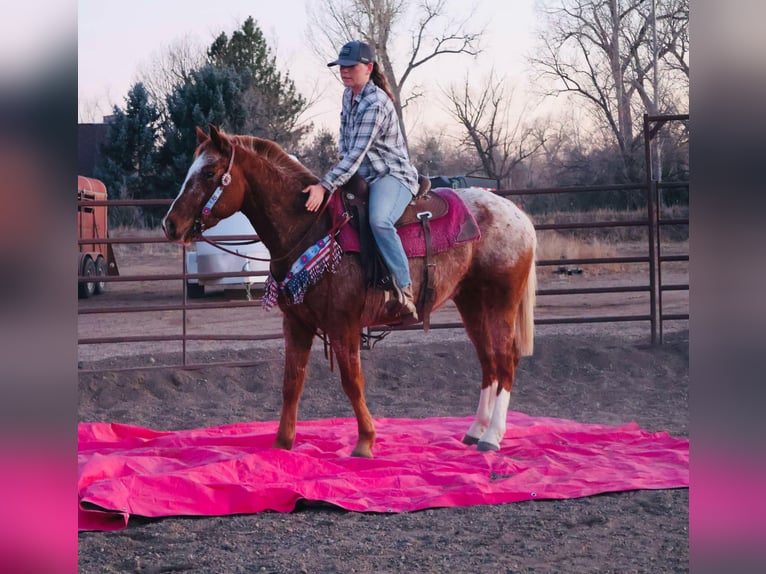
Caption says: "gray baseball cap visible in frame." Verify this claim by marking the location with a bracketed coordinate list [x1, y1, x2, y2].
[327, 40, 375, 67]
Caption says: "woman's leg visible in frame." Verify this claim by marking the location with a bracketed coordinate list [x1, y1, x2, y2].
[368, 175, 417, 318]
[368, 175, 413, 289]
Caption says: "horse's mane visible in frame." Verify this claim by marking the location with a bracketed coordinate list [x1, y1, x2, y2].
[228, 134, 319, 185]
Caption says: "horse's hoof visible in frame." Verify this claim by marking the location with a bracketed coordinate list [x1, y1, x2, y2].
[462, 434, 480, 445]
[351, 446, 374, 458]
[477, 440, 499, 452]
[352, 450, 373, 459]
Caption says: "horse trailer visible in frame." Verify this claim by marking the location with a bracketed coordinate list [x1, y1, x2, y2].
[77, 176, 119, 298]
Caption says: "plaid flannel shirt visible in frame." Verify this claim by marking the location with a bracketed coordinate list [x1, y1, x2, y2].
[319, 81, 418, 195]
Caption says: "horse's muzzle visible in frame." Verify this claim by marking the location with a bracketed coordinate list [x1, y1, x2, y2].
[162, 214, 202, 243]
[161, 216, 180, 242]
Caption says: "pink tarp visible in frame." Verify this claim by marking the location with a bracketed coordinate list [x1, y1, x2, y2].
[78, 414, 689, 531]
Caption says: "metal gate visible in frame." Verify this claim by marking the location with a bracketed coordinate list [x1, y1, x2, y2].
[78, 114, 688, 372]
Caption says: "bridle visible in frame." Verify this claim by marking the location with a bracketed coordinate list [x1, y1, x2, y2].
[191, 145, 236, 239]
[201, 148, 235, 216]
[193, 142, 350, 264]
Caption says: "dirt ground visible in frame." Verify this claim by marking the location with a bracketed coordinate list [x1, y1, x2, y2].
[78, 329, 688, 573]
[78, 241, 688, 573]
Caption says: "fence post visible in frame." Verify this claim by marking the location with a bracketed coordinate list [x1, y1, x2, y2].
[644, 114, 659, 344]
[182, 244, 189, 366]
[655, 178, 664, 344]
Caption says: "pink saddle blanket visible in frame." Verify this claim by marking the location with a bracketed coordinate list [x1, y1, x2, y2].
[330, 187, 480, 257]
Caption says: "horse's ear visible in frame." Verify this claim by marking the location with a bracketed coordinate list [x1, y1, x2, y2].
[195, 126, 208, 145]
[208, 124, 229, 153]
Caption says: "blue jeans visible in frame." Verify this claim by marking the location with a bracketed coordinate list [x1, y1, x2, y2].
[368, 175, 414, 289]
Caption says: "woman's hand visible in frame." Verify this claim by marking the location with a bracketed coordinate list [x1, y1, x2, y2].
[302, 183, 328, 212]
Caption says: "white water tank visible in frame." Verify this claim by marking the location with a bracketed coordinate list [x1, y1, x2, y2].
[186, 212, 270, 297]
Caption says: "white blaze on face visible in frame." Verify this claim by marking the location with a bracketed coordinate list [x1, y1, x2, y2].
[166, 152, 209, 214]
[466, 380, 498, 439]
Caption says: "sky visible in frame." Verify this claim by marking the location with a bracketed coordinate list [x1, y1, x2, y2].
[78, 0, 541, 138]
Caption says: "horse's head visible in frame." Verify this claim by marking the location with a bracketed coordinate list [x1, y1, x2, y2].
[162, 125, 246, 244]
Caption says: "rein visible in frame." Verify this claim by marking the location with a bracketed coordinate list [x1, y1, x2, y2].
[199, 235, 269, 261]
[200, 195, 347, 264]
[268, 197, 349, 263]
[195, 144, 349, 264]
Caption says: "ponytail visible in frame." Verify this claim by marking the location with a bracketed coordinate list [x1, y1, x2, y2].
[370, 62, 396, 104]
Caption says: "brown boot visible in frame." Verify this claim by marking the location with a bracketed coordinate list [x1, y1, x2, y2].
[384, 280, 418, 321]
[399, 285, 419, 321]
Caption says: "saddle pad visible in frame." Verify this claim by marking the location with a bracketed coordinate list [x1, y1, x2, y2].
[331, 187, 480, 258]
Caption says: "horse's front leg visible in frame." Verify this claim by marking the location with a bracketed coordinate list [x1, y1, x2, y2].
[331, 328, 375, 458]
[273, 315, 315, 450]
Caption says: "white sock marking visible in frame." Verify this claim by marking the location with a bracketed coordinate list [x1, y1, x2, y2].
[466, 381, 498, 439]
[480, 388, 511, 449]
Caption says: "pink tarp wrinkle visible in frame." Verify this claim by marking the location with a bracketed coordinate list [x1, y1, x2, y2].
[78, 414, 689, 531]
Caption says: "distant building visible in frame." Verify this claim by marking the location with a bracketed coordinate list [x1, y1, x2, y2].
[78, 117, 113, 177]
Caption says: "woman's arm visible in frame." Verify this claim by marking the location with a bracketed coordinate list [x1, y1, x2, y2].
[318, 99, 384, 193]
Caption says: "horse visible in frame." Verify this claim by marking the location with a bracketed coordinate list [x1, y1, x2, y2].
[162, 125, 537, 458]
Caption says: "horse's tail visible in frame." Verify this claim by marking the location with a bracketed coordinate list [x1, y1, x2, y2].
[515, 252, 537, 357]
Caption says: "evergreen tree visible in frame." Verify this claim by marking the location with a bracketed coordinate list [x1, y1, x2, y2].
[298, 128, 338, 176]
[411, 136, 447, 178]
[208, 17, 278, 85]
[94, 83, 160, 226]
[208, 16, 310, 149]
[156, 64, 246, 199]
[96, 17, 312, 226]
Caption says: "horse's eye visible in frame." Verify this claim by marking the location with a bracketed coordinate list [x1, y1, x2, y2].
[203, 170, 216, 180]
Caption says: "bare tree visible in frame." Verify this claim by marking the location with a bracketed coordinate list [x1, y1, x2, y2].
[307, 0, 484, 144]
[78, 94, 112, 124]
[659, 0, 689, 80]
[298, 127, 340, 175]
[444, 72, 545, 188]
[409, 132, 477, 177]
[135, 35, 206, 118]
[529, 0, 689, 180]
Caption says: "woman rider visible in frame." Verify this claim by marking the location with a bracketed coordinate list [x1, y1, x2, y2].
[303, 40, 419, 320]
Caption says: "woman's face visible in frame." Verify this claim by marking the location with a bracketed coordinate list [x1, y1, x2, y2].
[340, 62, 373, 94]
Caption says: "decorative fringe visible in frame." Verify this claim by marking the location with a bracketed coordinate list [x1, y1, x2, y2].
[262, 234, 342, 310]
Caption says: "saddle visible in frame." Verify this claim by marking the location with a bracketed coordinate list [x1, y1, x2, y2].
[335, 173, 459, 330]
[340, 172, 445, 220]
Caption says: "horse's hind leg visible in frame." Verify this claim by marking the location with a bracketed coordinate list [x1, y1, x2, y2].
[463, 378, 499, 445]
[273, 315, 315, 450]
[478, 335, 522, 452]
[454, 283, 523, 451]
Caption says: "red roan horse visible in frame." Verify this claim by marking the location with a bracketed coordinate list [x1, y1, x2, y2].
[162, 125, 537, 457]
